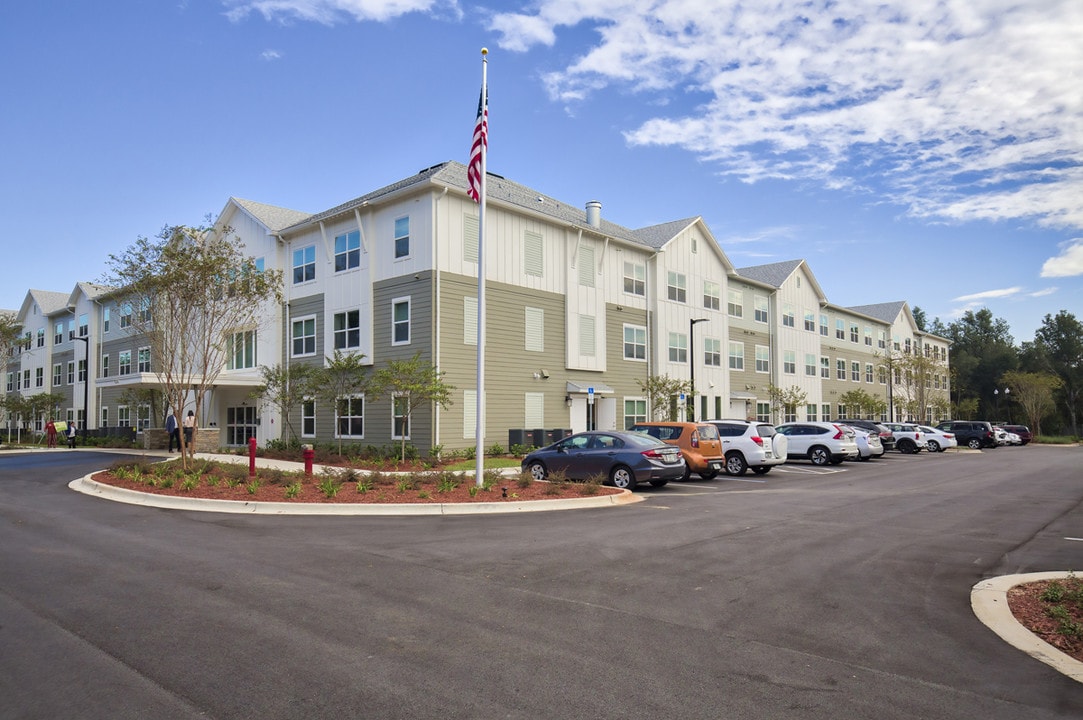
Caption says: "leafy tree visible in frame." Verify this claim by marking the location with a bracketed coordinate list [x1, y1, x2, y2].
[635, 375, 691, 421]
[884, 350, 949, 423]
[251, 363, 315, 443]
[117, 388, 164, 429]
[765, 383, 807, 424]
[838, 389, 887, 418]
[372, 352, 455, 463]
[1001, 371, 1061, 436]
[312, 351, 373, 455]
[943, 309, 1017, 417]
[911, 306, 928, 332]
[1032, 311, 1083, 437]
[0, 312, 21, 350]
[103, 224, 283, 467]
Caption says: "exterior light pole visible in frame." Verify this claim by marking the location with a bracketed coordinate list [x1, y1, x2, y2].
[73, 336, 90, 445]
[689, 318, 708, 422]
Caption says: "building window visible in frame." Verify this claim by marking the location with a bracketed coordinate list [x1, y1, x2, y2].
[878, 330, 886, 349]
[100, 354, 109, 378]
[807, 404, 818, 422]
[292, 316, 316, 357]
[667, 271, 686, 303]
[118, 406, 131, 427]
[334, 230, 361, 272]
[78, 359, 87, 383]
[5, 372, 13, 392]
[668, 333, 688, 363]
[525, 307, 544, 352]
[728, 341, 744, 370]
[392, 394, 410, 439]
[53, 364, 62, 386]
[524, 231, 543, 276]
[836, 319, 845, 340]
[67, 362, 75, 384]
[822, 404, 831, 421]
[879, 366, 887, 384]
[292, 245, 316, 284]
[78, 314, 88, 337]
[820, 314, 829, 336]
[101, 407, 108, 427]
[227, 329, 257, 369]
[336, 396, 365, 438]
[783, 350, 796, 374]
[624, 325, 646, 361]
[394, 217, 410, 259]
[820, 356, 830, 378]
[701, 280, 720, 311]
[120, 305, 133, 329]
[35, 367, 43, 387]
[850, 323, 859, 343]
[756, 345, 770, 373]
[138, 347, 151, 373]
[137, 405, 152, 431]
[333, 311, 361, 350]
[705, 337, 721, 367]
[864, 327, 873, 346]
[805, 353, 817, 376]
[54, 322, 64, 345]
[302, 399, 315, 437]
[103, 308, 110, 333]
[782, 304, 795, 327]
[623, 261, 645, 296]
[754, 296, 769, 324]
[851, 361, 861, 382]
[392, 298, 411, 345]
[725, 287, 741, 316]
[36, 328, 44, 347]
[837, 358, 846, 380]
[756, 402, 770, 422]
[804, 311, 816, 332]
[67, 320, 74, 340]
[624, 399, 647, 429]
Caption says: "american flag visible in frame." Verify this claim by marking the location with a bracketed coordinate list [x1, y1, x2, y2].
[468, 88, 487, 203]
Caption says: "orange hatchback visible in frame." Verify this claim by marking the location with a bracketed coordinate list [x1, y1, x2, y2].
[629, 422, 724, 480]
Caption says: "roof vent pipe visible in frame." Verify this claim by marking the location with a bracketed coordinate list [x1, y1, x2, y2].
[585, 200, 602, 229]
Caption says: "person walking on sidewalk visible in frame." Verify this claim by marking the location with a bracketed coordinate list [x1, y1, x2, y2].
[66, 422, 77, 449]
[182, 410, 196, 457]
[165, 412, 180, 452]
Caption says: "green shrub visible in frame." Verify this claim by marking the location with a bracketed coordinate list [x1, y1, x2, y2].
[246, 479, 261, 495]
[317, 477, 341, 498]
[284, 482, 302, 499]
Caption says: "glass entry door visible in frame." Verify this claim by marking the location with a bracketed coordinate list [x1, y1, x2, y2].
[226, 406, 257, 446]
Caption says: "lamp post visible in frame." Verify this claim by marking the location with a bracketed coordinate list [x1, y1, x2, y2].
[73, 336, 89, 445]
[689, 318, 708, 422]
[1004, 387, 1011, 423]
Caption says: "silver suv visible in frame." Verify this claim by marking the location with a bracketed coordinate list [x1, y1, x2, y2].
[708, 420, 788, 476]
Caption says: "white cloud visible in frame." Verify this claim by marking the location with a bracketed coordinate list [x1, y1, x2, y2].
[1040, 238, 1083, 277]
[1029, 287, 1058, 297]
[953, 287, 1024, 302]
[261, 49, 282, 60]
[491, 0, 1083, 231]
[224, 0, 459, 24]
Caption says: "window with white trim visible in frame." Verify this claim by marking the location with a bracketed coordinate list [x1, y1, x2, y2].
[836, 319, 845, 340]
[53, 364, 62, 386]
[783, 350, 796, 374]
[334, 230, 361, 272]
[667, 271, 686, 303]
[728, 341, 744, 370]
[820, 356, 830, 378]
[624, 325, 646, 361]
[78, 359, 87, 383]
[392, 297, 411, 345]
[756, 345, 769, 373]
[67, 362, 75, 384]
[820, 314, 829, 336]
[336, 396, 364, 438]
[837, 358, 846, 380]
[292, 245, 316, 284]
[392, 394, 409, 440]
[100, 354, 109, 378]
[782, 304, 795, 328]
[866, 363, 874, 383]
[623, 261, 645, 296]
[807, 404, 818, 422]
[333, 311, 360, 351]
[302, 399, 315, 437]
[850, 323, 859, 343]
[668, 332, 687, 363]
[851, 361, 861, 382]
[35, 367, 43, 387]
[624, 399, 647, 429]
[805, 353, 816, 376]
[804, 311, 816, 332]
[54, 322, 64, 345]
[704, 280, 721, 311]
[705, 337, 721, 367]
[394, 216, 410, 259]
[291, 316, 316, 357]
[136, 347, 150, 373]
[227, 329, 257, 369]
[726, 287, 741, 316]
[755, 295, 769, 324]
[118, 405, 131, 427]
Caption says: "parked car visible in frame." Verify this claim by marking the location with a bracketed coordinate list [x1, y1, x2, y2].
[774, 422, 860, 465]
[521, 430, 685, 490]
[992, 426, 1013, 445]
[935, 420, 997, 449]
[708, 419, 788, 476]
[881, 422, 925, 453]
[835, 418, 896, 452]
[917, 425, 957, 452]
[841, 425, 885, 461]
[629, 422, 724, 480]
[999, 428, 1022, 445]
[1001, 424, 1033, 445]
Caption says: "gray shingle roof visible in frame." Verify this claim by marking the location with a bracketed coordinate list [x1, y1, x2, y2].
[631, 218, 699, 249]
[735, 260, 804, 288]
[232, 198, 312, 233]
[847, 301, 906, 324]
[27, 289, 71, 315]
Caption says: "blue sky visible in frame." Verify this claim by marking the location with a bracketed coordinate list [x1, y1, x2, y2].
[3, 0, 1080, 343]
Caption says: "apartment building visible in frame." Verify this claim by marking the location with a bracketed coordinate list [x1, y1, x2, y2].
[3, 161, 950, 449]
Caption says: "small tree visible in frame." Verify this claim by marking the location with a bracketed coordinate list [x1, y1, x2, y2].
[766, 384, 807, 424]
[0, 313, 20, 350]
[372, 352, 455, 463]
[838, 389, 887, 418]
[635, 375, 692, 421]
[251, 362, 315, 444]
[312, 351, 372, 455]
[117, 388, 164, 430]
[103, 224, 283, 468]
[1001, 370, 1062, 436]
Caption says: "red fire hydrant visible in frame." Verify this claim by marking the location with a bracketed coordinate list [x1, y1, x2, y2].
[303, 444, 314, 476]
[248, 436, 257, 478]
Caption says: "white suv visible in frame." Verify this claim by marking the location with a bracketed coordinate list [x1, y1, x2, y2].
[709, 420, 788, 476]
[881, 423, 926, 453]
[775, 422, 860, 466]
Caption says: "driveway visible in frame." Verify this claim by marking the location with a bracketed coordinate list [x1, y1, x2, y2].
[1, 447, 1081, 718]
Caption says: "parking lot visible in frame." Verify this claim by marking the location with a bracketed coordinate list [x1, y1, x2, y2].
[2, 446, 1082, 719]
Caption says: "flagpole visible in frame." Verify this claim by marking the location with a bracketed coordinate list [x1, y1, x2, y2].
[474, 48, 488, 487]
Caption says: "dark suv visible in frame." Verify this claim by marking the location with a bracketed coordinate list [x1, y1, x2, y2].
[1001, 424, 1033, 445]
[935, 420, 997, 449]
[835, 419, 896, 452]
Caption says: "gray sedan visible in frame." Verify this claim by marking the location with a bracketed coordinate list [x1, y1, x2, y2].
[521, 430, 685, 490]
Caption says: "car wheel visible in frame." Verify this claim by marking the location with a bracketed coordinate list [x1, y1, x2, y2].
[701, 469, 720, 480]
[610, 464, 637, 490]
[858, 453, 870, 461]
[967, 438, 981, 450]
[898, 440, 915, 454]
[751, 466, 771, 475]
[809, 446, 830, 466]
[724, 452, 748, 476]
[527, 461, 547, 481]
[649, 479, 669, 487]
[681, 464, 692, 481]
[927, 440, 940, 453]
[829, 457, 845, 465]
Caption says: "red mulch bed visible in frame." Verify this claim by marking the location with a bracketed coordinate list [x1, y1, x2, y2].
[90, 460, 622, 505]
[1007, 579, 1083, 663]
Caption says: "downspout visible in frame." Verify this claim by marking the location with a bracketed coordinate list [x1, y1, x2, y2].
[433, 186, 448, 452]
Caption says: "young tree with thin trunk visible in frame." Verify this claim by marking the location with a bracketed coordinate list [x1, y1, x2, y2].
[372, 352, 455, 463]
[1001, 371, 1061, 437]
[251, 362, 315, 444]
[635, 375, 692, 421]
[312, 351, 372, 456]
[103, 224, 283, 468]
